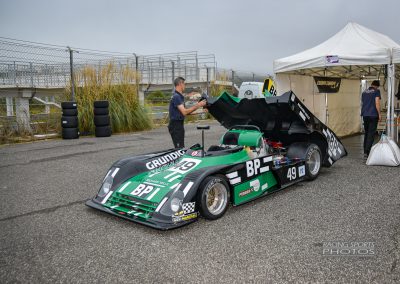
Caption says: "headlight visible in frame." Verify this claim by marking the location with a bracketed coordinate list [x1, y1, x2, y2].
[170, 198, 181, 213]
[98, 175, 113, 197]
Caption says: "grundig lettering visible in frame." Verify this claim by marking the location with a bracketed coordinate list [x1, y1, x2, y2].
[146, 150, 185, 170]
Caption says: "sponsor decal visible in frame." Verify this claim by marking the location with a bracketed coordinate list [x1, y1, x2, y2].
[174, 202, 196, 216]
[191, 150, 201, 157]
[130, 183, 160, 199]
[239, 188, 253, 197]
[314, 76, 341, 93]
[182, 202, 195, 214]
[298, 165, 306, 177]
[246, 158, 269, 177]
[145, 150, 185, 170]
[172, 212, 198, 223]
[250, 179, 260, 192]
[325, 55, 339, 64]
[174, 210, 184, 216]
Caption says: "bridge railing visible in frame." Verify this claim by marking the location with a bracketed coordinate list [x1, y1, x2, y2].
[0, 37, 268, 90]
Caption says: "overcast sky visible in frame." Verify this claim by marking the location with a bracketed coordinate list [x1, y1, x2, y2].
[1, 0, 399, 75]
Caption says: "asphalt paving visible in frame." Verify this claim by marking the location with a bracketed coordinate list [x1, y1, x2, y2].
[0, 121, 399, 283]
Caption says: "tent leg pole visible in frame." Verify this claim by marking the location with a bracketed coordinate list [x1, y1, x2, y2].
[387, 64, 395, 139]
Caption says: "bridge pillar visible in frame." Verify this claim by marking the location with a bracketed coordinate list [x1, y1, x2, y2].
[15, 90, 32, 133]
[138, 89, 145, 106]
[45, 97, 50, 114]
[6, 97, 14, 116]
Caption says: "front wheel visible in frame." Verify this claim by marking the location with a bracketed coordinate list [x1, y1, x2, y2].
[197, 175, 230, 220]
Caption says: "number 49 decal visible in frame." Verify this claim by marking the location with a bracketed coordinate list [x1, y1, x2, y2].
[287, 165, 306, 181]
[287, 167, 297, 181]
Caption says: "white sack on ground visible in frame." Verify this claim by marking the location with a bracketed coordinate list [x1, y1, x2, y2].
[366, 135, 400, 166]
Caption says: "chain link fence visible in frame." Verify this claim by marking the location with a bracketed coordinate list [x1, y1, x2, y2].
[0, 37, 268, 142]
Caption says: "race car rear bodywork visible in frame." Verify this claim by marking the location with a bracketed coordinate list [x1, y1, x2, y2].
[86, 91, 347, 230]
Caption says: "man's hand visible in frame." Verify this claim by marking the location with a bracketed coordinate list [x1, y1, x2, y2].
[197, 100, 207, 108]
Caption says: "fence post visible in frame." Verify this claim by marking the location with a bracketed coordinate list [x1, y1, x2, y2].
[30, 62, 33, 87]
[68, 47, 75, 101]
[13, 61, 16, 85]
[172, 61, 175, 84]
[196, 55, 199, 81]
[206, 67, 210, 96]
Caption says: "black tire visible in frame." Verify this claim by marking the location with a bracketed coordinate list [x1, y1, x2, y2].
[61, 116, 78, 128]
[95, 125, 112, 137]
[287, 142, 322, 180]
[197, 175, 230, 220]
[62, 108, 78, 116]
[94, 100, 109, 108]
[61, 101, 77, 109]
[94, 115, 110, 127]
[94, 107, 109, 115]
[62, 128, 79, 139]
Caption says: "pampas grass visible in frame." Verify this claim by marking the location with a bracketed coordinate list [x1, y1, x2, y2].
[66, 63, 152, 134]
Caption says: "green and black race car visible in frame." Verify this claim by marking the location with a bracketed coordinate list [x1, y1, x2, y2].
[86, 91, 347, 230]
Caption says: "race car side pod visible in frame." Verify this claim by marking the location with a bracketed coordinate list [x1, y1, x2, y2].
[197, 125, 210, 157]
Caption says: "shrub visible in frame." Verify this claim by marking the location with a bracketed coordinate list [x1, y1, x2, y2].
[146, 91, 170, 104]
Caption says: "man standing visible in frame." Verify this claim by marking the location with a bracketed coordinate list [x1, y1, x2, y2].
[168, 77, 206, 148]
[361, 80, 381, 157]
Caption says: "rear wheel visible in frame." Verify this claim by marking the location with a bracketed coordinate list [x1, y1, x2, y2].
[305, 145, 321, 180]
[287, 143, 322, 180]
[197, 175, 229, 220]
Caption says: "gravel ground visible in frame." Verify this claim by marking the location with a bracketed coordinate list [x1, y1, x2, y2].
[0, 121, 399, 283]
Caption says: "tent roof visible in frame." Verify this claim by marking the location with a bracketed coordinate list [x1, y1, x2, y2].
[274, 22, 400, 78]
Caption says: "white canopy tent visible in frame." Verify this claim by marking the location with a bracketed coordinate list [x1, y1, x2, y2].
[274, 22, 400, 138]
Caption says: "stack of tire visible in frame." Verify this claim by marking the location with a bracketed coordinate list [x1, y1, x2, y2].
[61, 102, 79, 139]
[94, 100, 112, 137]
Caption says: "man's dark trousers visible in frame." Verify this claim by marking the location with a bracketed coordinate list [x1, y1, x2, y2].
[168, 120, 184, 148]
[363, 116, 378, 155]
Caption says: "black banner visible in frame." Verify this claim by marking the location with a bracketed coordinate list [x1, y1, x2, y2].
[314, 76, 341, 93]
